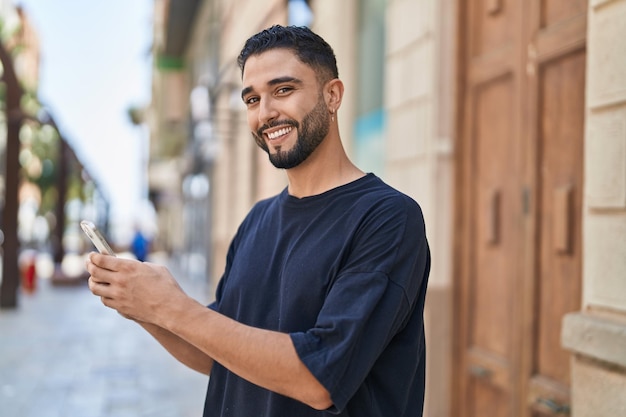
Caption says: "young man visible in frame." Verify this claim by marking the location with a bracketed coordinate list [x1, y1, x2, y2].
[87, 25, 430, 416]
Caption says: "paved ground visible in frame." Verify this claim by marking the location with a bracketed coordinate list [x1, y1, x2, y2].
[0, 254, 213, 417]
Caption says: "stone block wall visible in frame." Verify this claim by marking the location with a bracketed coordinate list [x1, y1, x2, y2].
[562, 0, 626, 415]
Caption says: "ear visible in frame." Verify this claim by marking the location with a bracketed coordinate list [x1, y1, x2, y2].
[324, 78, 344, 113]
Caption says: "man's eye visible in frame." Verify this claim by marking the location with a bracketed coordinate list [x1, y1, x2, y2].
[245, 97, 259, 105]
[276, 87, 293, 95]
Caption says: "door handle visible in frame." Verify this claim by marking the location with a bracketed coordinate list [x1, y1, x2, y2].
[553, 184, 573, 254]
[485, 188, 500, 245]
[537, 397, 570, 415]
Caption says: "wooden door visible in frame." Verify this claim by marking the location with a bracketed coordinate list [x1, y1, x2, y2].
[455, 1, 525, 416]
[523, 1, 586, 416]
[454, 0, 586, 416]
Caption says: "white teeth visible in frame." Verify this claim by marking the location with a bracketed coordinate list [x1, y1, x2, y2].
[267, 127, 292, 140]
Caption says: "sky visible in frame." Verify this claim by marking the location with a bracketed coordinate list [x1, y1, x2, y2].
[15, 0, 154, 231]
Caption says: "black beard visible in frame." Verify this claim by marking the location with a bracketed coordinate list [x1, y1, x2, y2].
[253, 96, 330, 169]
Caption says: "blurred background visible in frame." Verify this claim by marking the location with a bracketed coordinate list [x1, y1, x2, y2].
[1, 1, 626, 417]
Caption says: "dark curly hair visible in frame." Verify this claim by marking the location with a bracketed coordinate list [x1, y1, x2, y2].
[238, 25, 339, 83]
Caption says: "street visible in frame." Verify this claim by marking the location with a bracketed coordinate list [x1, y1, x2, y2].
[0, 255, 211, 417]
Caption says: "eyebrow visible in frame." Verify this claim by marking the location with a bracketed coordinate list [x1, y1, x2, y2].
[241, 76, 304, 100]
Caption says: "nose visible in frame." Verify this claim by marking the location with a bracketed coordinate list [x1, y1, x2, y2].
[258, 97, 279, 126]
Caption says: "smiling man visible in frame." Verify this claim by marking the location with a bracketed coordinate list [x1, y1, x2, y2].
[243, 53, 332, 172]
[87, 25, 430, 417]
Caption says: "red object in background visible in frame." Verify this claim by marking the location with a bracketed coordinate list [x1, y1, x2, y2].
[20, 251, 37, 294]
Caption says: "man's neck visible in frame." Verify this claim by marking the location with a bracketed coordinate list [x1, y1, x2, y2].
[284, 137, 365, 198]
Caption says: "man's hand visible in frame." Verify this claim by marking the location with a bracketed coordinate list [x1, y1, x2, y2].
[86, 252, 186, 325]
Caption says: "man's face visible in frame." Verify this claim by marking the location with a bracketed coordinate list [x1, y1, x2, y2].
[241, 49, 330, 169]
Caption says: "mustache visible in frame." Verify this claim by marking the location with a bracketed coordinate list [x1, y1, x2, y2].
[256, 119, 299, 138]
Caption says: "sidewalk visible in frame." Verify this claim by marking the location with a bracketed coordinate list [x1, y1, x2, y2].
[0, 254, 213, 417]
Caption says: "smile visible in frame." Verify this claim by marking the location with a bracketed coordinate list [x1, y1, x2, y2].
[266, 126, 293, 140]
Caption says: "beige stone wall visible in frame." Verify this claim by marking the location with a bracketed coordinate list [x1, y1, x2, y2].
[583, 0, 626, 310]
[562, 0, 626, 415]
[384, 1, 455, 416]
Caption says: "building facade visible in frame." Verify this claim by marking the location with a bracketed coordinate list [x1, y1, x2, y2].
[148, 0, 626, 415]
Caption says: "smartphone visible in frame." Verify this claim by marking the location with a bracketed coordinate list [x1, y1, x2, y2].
[80, 220, 116, 256]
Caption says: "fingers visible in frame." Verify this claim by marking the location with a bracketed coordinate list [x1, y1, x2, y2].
[87, 252, 119, 272]
[85, 252, 137, 285]
[88, 276, 110, 297]
[85, 259, 112, 287]
[86, 254, 139, 318]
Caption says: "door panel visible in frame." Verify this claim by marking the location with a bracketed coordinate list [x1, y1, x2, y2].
[472, 77, 516, 361]
[526, 1, 587, 415]
[458, 0, 522, 415]
[470, 0, 514, 57]
[527, 4, 587, 413]
[539, 0, 586, 28]
[466, 76, 519, 416]
[536, 52, 584, 383]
